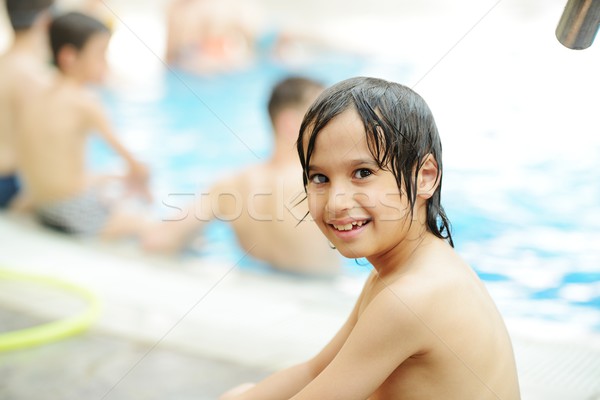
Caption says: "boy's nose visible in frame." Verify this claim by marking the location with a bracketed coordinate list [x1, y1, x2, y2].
[325, 184, 355, 218]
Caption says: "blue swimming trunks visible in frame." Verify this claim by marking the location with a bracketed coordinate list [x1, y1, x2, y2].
[0, 174, 19, 209]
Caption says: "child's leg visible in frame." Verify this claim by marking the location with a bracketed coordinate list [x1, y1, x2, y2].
[100, 210, 153, 240]
[91, 177, 153, 240]
[139, 214, 202, 254]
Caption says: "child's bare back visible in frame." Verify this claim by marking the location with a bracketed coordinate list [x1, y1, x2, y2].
[216, 162, 339, 274]
[0, 0, 55, 209]
[0, 51, 52, 176]
[18, 80, 97, 203]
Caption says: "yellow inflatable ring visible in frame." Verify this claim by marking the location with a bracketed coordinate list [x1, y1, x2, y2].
[0, 268, 102, 352]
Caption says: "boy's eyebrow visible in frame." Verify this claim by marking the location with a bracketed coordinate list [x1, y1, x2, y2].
[308, 159, 379, 172]
[350, 159, 379, 167]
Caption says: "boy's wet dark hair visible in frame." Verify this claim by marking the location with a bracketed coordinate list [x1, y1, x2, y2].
[5, 0, 54, 31]
[297, 76, 454, 246]
[267, 76, 324, 125]
[49, 11, 110, 66]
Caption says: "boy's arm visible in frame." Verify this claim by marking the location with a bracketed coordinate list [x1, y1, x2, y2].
[220, 272, 377, 400]
[224, 315, 355, 400]
[87, 98, 150, 198]
[290, 287, 425, 400]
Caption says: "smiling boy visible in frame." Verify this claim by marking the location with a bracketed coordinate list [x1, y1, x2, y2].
[221, 77, 521, 399]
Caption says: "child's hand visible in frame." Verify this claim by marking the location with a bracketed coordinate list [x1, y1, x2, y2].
[126, 161, 152, 202]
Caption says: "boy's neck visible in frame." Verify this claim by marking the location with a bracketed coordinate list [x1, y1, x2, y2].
[57, 73, 87, 88]
[270, 135, 300, 167]
[11, 30, 48, 60]
[367, 226, 440, 277]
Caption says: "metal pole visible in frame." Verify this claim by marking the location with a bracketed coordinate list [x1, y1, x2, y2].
[556, 0, 600, 49]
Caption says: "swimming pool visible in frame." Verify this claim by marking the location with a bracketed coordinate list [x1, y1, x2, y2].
[89, 54, 600, 335]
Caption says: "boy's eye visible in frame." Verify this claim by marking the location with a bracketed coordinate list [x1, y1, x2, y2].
[354, 168, 373, 179]
[309, 174, 328, 184]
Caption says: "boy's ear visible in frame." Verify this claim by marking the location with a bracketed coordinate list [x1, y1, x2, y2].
[56, 45, 78, 71]
[417, 154, 439, 199]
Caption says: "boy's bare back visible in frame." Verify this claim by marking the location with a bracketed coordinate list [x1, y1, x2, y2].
[144, 157, 341, 274]
[0, 44, 53, 175]
[210, 161, 339, 274]
[17, 80, 101, 204]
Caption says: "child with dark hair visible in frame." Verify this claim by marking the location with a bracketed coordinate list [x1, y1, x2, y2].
[16, 11, 151, 238]
[0, 0, 54, 209]
[4, 0, 54, 31]
[221, 77, 520, 399]
[48, 9, 109, 65]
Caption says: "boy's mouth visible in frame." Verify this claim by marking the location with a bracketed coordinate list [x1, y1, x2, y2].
[331, 220, 370, 231]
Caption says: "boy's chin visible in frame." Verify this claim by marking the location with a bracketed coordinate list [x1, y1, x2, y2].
[335, 245, 367, 260]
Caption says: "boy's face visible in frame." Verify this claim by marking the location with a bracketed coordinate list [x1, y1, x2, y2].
[303, 109, 414, 261]
[74, 32, 110, 84]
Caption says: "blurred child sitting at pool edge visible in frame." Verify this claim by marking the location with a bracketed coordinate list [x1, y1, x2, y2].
[16, 11, 153, 238]
[142, 76, 342, 276]
[0, 0, 55, 210]
[220, 77, 520, 399]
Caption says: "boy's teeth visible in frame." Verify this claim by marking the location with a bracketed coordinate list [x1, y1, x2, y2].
[333, 221, 365, 231]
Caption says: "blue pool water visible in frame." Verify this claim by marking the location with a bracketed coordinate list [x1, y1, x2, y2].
[90, 54, 600, 334]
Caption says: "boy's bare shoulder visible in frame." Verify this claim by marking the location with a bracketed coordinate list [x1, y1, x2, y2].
[226, 163, 270, 188]
[58, 85, 106, 123]
[210, 168, 251, 193]
[0, 52, 53, 87]
[0, 54, 30, 91]
[71, 85, 102, 108]
[362, 270, 428, 323]
[371, 247, 474, 313]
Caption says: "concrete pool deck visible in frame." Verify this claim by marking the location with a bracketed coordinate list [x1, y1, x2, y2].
[1, 214, 599, 399]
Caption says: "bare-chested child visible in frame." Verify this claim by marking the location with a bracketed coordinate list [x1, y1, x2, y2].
[220, 77, 521, 399]
[0, 0, 54, 209]
[16, 11, 151, 238]
[143, 76, 341, 275]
